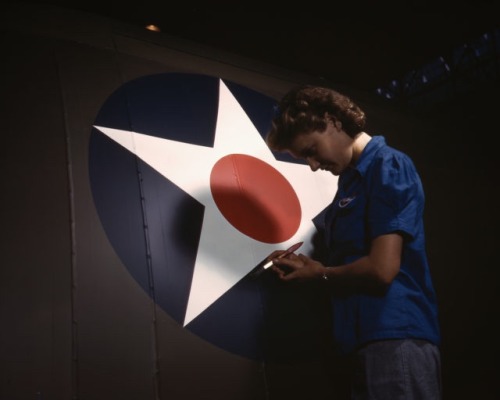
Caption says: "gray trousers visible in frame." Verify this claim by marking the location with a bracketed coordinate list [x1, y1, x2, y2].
[350, 339, 442, 400]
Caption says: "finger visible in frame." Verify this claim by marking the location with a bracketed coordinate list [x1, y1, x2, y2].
[272, 256, 299, 270]
[280, 270, 299, 282]
[266, 250, 286, 260]
[271, 265, 286, 278]
[283, 252, 300, 261]
[297, 253, 309, 262]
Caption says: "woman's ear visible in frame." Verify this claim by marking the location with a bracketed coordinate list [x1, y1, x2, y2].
[326, 114, 342, 131]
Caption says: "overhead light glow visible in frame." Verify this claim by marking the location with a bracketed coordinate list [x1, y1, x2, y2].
[145, 24, 161, 32]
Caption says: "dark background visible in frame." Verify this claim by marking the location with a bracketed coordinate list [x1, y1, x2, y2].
[34, 1, 499, 92]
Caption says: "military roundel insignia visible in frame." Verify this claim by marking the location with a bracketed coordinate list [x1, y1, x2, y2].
[89, 73, 337, 360]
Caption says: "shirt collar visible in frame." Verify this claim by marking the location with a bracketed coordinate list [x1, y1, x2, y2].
[337, 136, 385, 188]
[354, 135, 386, 177]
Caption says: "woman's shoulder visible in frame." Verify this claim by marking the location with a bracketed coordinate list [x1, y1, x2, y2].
[372, 138, 416, 169]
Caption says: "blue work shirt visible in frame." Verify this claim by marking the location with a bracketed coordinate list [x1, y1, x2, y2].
[313, 136, 441, 354]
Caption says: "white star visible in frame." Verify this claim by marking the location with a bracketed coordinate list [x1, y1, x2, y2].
[94, 79, 338, 326]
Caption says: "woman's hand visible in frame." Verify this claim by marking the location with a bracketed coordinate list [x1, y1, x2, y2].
[270, 252, 325, 282]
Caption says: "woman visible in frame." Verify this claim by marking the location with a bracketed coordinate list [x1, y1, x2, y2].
[266, 85, 442, 399]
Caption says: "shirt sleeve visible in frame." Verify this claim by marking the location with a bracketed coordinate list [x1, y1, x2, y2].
[367, 152, 424, 240]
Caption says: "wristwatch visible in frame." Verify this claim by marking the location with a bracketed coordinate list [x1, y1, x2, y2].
[321, 267, 330, 281]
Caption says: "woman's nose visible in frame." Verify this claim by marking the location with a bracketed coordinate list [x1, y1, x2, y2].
[307, 158, 320, 171]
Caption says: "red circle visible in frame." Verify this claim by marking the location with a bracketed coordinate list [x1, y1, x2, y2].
[210, 154, 301, 243]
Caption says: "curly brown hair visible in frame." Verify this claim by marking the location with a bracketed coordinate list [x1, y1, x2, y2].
[266, 85, 366, 150]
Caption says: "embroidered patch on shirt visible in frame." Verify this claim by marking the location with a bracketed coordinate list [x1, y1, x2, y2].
[338, 196, 356, 208]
